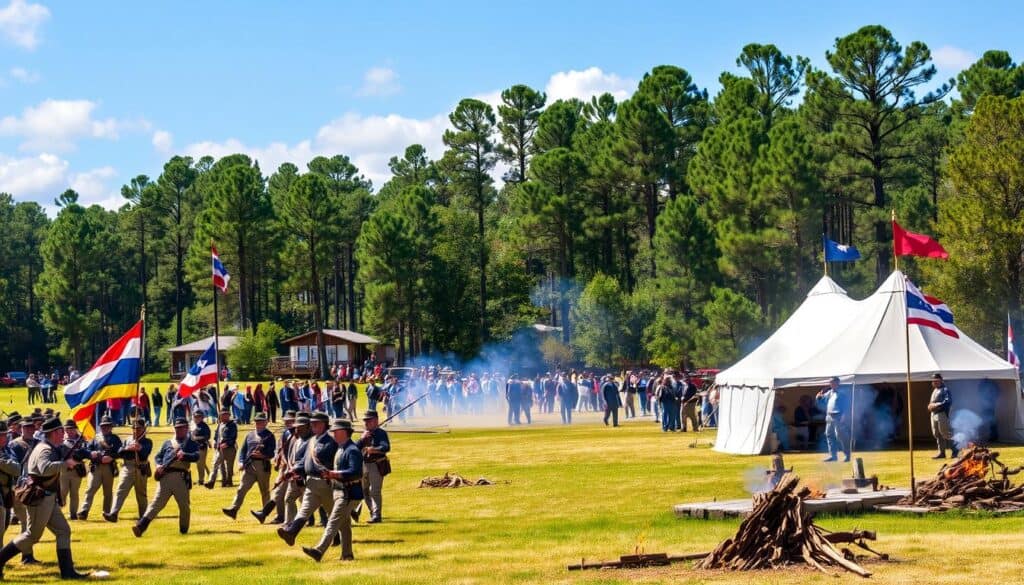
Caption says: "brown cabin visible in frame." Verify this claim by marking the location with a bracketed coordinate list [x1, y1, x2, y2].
[166, 335, 238, 380]
[273, 329, 392, 377]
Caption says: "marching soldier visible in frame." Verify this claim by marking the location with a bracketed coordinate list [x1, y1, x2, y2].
[133, 418, 200, 537]
[251, 410, 298, 524]
[280, 413, 314, 525]
[0, 422, 21, 540]
[59, 420, 88, 522]
[204, 409, 238, 488]
[0, 416, 87, 579]
[276, 412, 336, 546]
[222, 412, 275, 519]
[354, 410, 390, 524]
[104, 419, 152, 522]
[301, 418, 363, 562]
[77, 416, 122, 520]
[8, 417, 38, 563]
[191, 411, 212, 485]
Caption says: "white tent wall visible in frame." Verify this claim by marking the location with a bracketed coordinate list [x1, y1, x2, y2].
[713, 385, 775, 454]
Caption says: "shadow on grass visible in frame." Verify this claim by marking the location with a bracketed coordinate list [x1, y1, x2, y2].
[188, 528, 245, 535]
[381, 517, 442, 524]
[354, 538, 404, 544]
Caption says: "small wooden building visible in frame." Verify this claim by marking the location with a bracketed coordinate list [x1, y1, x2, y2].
[167, 335, 238, 380]
[273, 329, 392, 377]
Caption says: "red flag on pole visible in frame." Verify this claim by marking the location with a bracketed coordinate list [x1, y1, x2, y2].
[892, 221, 949, 259]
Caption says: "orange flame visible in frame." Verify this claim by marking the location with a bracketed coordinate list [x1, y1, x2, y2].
[803, 479, 827, 499]
[944, 457, 988, 480]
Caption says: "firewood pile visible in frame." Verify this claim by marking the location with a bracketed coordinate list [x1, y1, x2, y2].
[419, 472, 495, 488]
[897, 445, 1024, 511]
[696, 474, 882, 577]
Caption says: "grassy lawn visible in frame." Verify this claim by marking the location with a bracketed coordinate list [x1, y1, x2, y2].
[0, 385, 1022, 583]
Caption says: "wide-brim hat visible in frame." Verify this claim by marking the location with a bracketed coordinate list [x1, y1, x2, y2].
[64, 419, 77, 430]
[41, 416, 62, 432]
[362, 410, 379, 420]
[282, 411, 296, 422]
[254, 412, 268, 422]
[173, 418, 189, 428]
[99, 416, 114, 427]
[932, 372, 944, 380]
[7, 413, 21, 426]
[193, 410, 205, 417]
[330, 419, 353, 432]
[131, 419, 146, 429]
[219, 409, 231, 416]
[311, 412, 330, 424]
[295, 416, 311, 426]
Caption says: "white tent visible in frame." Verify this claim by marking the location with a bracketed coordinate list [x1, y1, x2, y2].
[714, 270, 1024, 454]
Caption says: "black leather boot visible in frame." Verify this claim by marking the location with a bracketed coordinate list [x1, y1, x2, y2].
[0, 542, 21, 579]
[276, 520, 303, 546]
[251, 500, 275, 524]
[132, 516, 151, 538]
[57, 548, 87, 579]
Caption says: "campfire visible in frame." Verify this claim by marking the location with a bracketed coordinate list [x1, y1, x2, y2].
[897, 445, 1024, 511]
[419, 472, 497, 488]
[697, 474, 884, 577]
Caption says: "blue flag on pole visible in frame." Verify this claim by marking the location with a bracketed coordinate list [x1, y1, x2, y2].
[823, 236, 861, 262]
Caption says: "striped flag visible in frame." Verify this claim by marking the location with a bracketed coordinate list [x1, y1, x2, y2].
[177, 342, 218, 399]
[212, 245, 230, 293]
[1009, 314, 1020, 370]
[905, 278, 958, 339]
[63, 321, 143, 438]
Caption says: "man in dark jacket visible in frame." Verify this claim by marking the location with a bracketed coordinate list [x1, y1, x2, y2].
[601, 376, 621, 427]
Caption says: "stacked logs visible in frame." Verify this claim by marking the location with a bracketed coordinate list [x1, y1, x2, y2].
[697, 474, 877, 577]
[419, 472, 494, 488]
[897, 445, 1024, 511]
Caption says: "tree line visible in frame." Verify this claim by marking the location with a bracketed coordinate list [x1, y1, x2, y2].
[2, 25, 1023, 374]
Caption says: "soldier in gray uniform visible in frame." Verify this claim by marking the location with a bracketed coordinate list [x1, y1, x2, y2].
[276, 412, 337, 546]
[0, 416, 87, 579]
[133, 418, 200, 537]
[104, 419, 153, 522]
[8, 418, 39, 564]
[204, 409, 238, 488]
[0, 422, 22, 540]
[301, 418, 363, 562]
[252, 411, 302, 524]
[928, 373, 958, 459]
[77, 416, 122, 520]
[59, 420, 88, 522]
[355, 410, 390, 524]
[191, 411, 212, 485]
[222, 412, 275, 519]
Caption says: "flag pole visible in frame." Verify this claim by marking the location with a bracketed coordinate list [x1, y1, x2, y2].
[135, 305, 146, 425]
[212, 239, 222, 405]
[822, 234, 829, 276]
[895, 210, 916, 500]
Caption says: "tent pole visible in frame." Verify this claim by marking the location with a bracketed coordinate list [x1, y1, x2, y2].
[849, 379, 856, 456]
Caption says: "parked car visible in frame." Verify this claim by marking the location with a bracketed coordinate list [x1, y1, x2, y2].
[3, 371, 27, 387]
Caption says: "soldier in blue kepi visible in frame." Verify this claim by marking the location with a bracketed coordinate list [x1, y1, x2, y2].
[301, 418, 363, 562]
[353, 410, 390, 524]
[133, 418, 200, 537]
[77, 416, 122, 520]
[222, 412, 275, 519]
[276, 412, 337, 546]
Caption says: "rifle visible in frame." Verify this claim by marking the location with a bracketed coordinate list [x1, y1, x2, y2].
[380, 386, 434, 426]
[241, 431, 272, 471]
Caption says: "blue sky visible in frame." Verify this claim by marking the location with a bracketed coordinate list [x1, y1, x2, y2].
[0, 0, 1020, 214]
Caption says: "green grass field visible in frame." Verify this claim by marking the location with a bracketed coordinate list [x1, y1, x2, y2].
[0, 385, 1022, 584]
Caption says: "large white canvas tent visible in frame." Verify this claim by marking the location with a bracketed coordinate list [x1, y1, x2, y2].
[714, 270, 1024, 455]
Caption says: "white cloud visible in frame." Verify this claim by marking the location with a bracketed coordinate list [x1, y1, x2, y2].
[8, 66, 39, 83]
[152, 129, 173, 153]
[357, 66, 401, 97]
[0, 0, 49, 50]
[69, 166, 117, 200]
[184, 112, 448, 187]
[0, 99, 149, 152]
[932, 45, 977, 70]
[545, 66, 635, 102]
[0, 152, 67, 198]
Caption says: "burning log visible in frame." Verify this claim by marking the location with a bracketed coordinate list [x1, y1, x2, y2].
[696, 474, 879, 577]
[419, 472, 496, 488]
[897, 445, 1024, 512]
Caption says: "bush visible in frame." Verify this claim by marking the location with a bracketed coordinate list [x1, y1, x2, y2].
[228, 321, 285, 380]
[140, 373, 171, 383]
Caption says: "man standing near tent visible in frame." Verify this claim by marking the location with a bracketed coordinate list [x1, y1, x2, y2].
[816, 377, 850, 462]
[927, 373, 958, 459]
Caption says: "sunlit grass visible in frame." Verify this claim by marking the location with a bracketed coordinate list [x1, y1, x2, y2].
[2, 386, 1023, 584]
